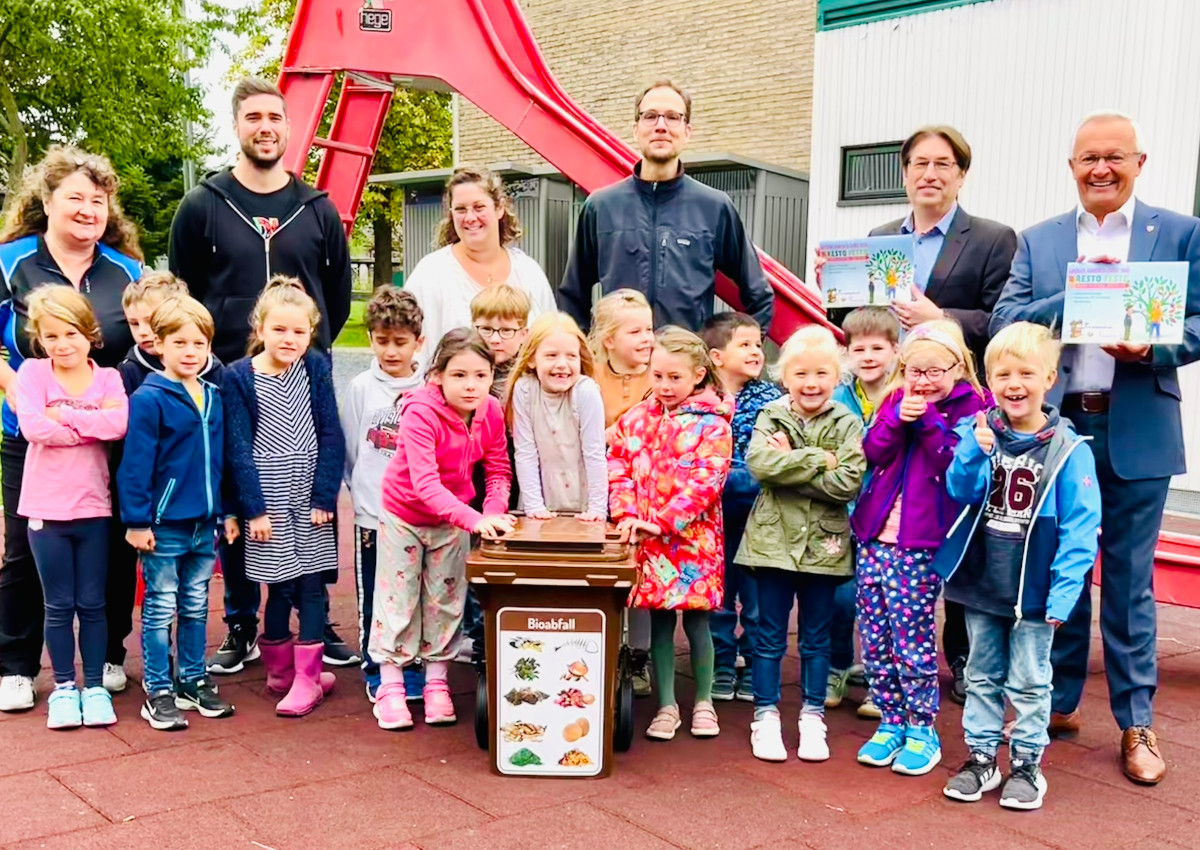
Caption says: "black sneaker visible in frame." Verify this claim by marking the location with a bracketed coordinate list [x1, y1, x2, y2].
[948, 655, 968, 705]
[322, 623, 361, 667]
[207, 629, 260, 675]
[943, 751, 1001, 802]
[141, 691, 189, 731]
[176, 677, 235, 719]
[999, 759, 1048, 810]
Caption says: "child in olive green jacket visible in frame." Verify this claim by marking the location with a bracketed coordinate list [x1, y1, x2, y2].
[736, 326, 866, 764]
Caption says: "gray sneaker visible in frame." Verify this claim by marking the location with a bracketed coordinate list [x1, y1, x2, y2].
[999, 760, 1048, 810]
[943, 752, 1001, 802]
[712, 669, 736, 701]
[734, 668, 754, 702]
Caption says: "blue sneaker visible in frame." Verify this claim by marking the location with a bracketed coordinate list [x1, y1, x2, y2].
[711, 669, 736, 701]
[892, 724, 942, 775]
[403, 665, 426, 703]
[47, 686, 82, 730]
[81, 686, 117, 727]
[857, 722, 906, 766]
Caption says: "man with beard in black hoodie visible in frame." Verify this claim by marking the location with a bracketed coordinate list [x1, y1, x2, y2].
[168, 77, 357, 677]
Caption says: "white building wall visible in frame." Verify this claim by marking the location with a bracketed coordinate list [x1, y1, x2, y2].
[808, 0, 1200, 499]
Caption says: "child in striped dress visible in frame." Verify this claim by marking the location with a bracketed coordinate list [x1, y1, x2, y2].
[223, 277, 346, 718]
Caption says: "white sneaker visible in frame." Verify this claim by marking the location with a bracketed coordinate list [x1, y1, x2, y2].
[750, 711, 788, 762]
[797, 712, 830, 761]
[0, 675, 36, 711]
[102, 663, 127, 693]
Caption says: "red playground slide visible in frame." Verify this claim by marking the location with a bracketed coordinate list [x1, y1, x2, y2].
[276, 0, 835, 342]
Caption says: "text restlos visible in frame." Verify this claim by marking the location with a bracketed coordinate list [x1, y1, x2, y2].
[527, 617, 575, 630]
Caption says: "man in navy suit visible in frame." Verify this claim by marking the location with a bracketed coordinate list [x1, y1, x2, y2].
[991, 111, 1200, 786]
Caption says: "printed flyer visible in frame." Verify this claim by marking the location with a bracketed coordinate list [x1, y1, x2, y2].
[1062, 262, 1188, 345]
[495, 607, 605, 777]
[819, 235, 915, 308]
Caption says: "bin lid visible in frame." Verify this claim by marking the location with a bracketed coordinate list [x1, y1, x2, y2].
[477, 517, 629, 561]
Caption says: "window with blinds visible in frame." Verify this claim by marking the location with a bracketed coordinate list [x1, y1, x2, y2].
[838, 142, 906, 204]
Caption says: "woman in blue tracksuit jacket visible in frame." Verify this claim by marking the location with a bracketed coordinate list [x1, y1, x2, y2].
[933, 406, 1101, 774]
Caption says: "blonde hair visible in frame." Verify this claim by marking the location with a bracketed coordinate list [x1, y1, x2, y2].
[883, 318, 983, 399]
[588, 288, 653, 369]
[0, 146, 143, 260]
[247, 275, 321, 356]
[503, 312, 595, 426]
[434, 166, 523, 248]
[123, 271, 189, 311]
[774, 325, 842, 381]
[26, 286, 103, 353]
[653, 325, 721, 394]
[470, 283, 532, 325]
[984, 321, 1061, 378]
[152, 295, 215, 342]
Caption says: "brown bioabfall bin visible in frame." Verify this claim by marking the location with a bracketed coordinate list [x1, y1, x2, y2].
[466, 517, 637, 778]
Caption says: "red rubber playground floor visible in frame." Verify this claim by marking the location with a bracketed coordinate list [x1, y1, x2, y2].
[3, 501, 1200, 850]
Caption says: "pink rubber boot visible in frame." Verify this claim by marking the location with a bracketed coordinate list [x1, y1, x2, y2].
[275, 641, 331, 717]
[260, 636, 335, 698]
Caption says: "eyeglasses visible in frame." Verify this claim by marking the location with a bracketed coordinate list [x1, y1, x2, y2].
[637, 110, 686, 128]
[906, 159, 958, 174]
[903, 364, 957, 381]
[474, 324, 520, 340]
[1074, 152, 1141, 168]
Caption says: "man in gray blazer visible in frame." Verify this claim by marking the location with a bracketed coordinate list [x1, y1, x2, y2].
[990, 111, 1200, 786]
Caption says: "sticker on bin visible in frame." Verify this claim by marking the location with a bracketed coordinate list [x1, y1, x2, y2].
[496, 607, 605, 777]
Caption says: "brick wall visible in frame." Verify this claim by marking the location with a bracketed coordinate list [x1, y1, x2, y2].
[457, 0, 815, 173]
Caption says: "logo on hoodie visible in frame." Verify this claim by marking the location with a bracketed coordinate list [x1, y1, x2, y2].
[252, 216, 281, 239]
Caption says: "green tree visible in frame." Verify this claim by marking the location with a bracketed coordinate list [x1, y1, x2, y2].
[234, 0, 452, 284]
[0, 1, 228, 251]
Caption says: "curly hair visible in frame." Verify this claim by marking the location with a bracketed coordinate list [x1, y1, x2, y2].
[365, 286, 423, 337]
[433, 166, 523, 249]
[0, 146, 143, 260]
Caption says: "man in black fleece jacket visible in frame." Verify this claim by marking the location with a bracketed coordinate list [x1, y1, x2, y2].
[167, 77, 356, 675]
[168, 78, 352, 364]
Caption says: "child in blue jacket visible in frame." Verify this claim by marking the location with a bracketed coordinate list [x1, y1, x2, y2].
[935, 322, 1100, 811]
[118, 296, 235, 731]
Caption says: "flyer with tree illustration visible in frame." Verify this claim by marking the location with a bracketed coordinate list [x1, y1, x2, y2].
[1062, 262, 1188, 345]
[818, 235, 916, 308]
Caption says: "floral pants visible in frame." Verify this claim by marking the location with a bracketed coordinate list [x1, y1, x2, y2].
[368, 511, 469, 670]
[856, 541, 942, 727]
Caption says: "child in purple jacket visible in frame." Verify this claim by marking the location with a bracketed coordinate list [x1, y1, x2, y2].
[850, 320, 989, 777]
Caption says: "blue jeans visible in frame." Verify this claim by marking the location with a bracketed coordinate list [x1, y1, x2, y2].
[753, 568, 839, 711]
[963, 609, 1054, 761]
[28, 518, 110, 688]
[829, 577, 856, 671]
[140, 521, 218, 694]
[712, 472, 758, 674]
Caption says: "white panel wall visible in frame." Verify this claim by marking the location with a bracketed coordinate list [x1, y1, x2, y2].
[807, 0, 1200, 495]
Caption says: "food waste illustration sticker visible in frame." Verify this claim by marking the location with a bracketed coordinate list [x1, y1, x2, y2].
[496, 607, 605, 777]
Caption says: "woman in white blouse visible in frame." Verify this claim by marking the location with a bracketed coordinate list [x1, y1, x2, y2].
[405, 166, 557, 372]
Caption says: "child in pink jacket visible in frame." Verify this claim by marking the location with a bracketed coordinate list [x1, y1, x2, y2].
[15, 287, 128, 730]
[371, 328, 513, 731]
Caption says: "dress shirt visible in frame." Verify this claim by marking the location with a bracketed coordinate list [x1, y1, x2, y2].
[901, 203, 959, 293]
[1063, 195, 1137, 393]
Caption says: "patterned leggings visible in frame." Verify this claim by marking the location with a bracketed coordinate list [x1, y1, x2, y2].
[856, 541, 942, 727]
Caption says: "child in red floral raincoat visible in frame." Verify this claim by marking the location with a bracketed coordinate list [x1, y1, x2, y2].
[608, 326, 733, 742]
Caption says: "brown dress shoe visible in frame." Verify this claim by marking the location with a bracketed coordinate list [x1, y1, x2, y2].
[1121, 726, 1166, 785]
[1048, 709, 1082, 737]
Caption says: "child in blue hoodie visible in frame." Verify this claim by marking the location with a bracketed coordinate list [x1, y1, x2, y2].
[936, 322, 1101, 811]
[700, 312, 782, 702]
[118, 296, 235, 731]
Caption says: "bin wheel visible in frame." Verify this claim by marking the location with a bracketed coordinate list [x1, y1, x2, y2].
[614, 646, 635, 753]
[474, 672, 489, 751]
